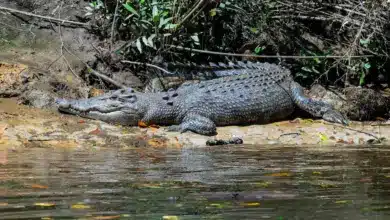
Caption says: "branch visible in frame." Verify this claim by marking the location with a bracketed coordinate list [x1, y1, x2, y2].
[110, 0, 120, 50]
[121, 60, 174, 74]
[167, 45, 376, 59]
[0, 6, 89, 27]
[63, 47, 126, 89]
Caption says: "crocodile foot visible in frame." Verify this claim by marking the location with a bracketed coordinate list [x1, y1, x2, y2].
[323, 109, 349, 125]
[165, 114, 217, 136]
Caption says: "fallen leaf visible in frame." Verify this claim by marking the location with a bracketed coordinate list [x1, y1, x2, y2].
[319, 133, 329, 142]
[31, 184, 49, 189]
[138, 121, 148, 128]
[163, 216, 179, 220]
[268, 172, 291, 177]
[0, 203, 8, 206]
[360, 177, 372, 183]
[138, 121, 159, 128]
[78, 119, 86, 124]
[334, 200, 349, 204]
[210, 203, 224, 209]
[0, 124, 7, 138]
[0, 150, 8, 165]
[148, 138, 167, 148]
[240, 202, 260, 207]
[312, 171, 322, 175]
[89, 127, 103, 135]
[93, 215, 121, 220]
[174, 137, 183, 148]
[71, 203, 91, 209]
[255, 181, 271, 187]
[34, 202, 55, 207]
[89, 88, 105, 97]
[150, 127, 159, 133]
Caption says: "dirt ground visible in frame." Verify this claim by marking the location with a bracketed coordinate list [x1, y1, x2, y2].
[0, 97, 388, 151]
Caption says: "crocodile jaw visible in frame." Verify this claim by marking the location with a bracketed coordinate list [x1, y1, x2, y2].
[56, 90, 143, 125]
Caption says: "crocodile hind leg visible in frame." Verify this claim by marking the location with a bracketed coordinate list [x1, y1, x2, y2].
[290, 81, 349, 125]
[166, 113, 217, 136]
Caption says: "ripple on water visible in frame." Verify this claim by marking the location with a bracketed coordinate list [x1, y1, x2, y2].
[0, 145, 390, 219]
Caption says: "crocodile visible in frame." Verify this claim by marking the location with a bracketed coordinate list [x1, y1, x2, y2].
[56, 62, 349, 136]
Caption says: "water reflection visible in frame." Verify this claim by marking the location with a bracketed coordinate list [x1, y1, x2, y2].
[1, 145, 390, 219]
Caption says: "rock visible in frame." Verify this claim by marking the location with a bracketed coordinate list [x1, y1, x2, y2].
[20, 89, 56, 109]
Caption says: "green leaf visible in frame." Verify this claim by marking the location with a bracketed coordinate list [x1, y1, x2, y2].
[140, 0, 145, 4]
[219, 3, 226, 8]
[142, 36, 149, 47]
[313, 57, 321, 64]
[249, 27, 258, 34]
[191, 34, 200, 45]
[161, 11, 169, 17]
[360, 39, 370, 46]
[164, 24, 178, 30]
[301, 66, 312, 72]
[311, 67, 320, 74]
[147, 34, 156, 48]
[254, 45, 265, 54]
[136, 38, 142, 53]
[159, 17, 173, 28]
[359, 72, 365, 86]
[123, 3, 139, 17]
[364, 63, 371, 69]
[209, 8, 217, 17]
[152, 5, 159, 22]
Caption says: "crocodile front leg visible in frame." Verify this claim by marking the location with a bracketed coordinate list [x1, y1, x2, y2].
[290, 81, 349, 125]
[166, 113, 217, 136]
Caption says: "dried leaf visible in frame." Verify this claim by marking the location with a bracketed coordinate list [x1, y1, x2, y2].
[34, 202, 55, 207]
[174, 137, 183, 149]
[71, 203, 91, 209]
[163, 216, 179, 220]
[269, 172, 291, 177]
[240, 202, 260, 207]
[0, 150, 7, 165]
[93, 215, 121, 220]
[89, 127, 103, 135]
[334, 200, 349, 204]
[255, 181, 271, 187]
[138, 121, 148, 128]
[148, 138, 166, 148]
[0, 124, 7, 138]
[31, 184, 48, 189]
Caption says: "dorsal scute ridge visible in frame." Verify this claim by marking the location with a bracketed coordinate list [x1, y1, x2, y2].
[165, 61, 289, 72]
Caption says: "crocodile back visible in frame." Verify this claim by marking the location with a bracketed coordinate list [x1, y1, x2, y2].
[168, 72, 295, 125]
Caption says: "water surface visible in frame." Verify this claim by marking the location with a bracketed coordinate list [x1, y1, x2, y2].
[1, 145, 390, 219]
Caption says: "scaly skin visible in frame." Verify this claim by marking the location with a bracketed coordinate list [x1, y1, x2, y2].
[57, 62, 349, 135]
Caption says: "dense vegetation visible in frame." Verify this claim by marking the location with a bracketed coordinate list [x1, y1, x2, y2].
[84, 0, 390, 87]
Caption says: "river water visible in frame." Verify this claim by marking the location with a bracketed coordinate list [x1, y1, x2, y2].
[1, 145, 390, 219]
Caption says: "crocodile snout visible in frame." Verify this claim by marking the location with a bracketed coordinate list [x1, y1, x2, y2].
[56, 98, 70, 108]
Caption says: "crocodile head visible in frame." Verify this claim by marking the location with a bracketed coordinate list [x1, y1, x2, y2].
[56, 88, 144, 125]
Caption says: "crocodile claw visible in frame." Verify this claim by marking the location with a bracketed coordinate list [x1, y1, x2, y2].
[323, 109, 349, 126]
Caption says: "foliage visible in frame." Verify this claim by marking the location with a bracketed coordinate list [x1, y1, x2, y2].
[86, 0, 390, 87]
